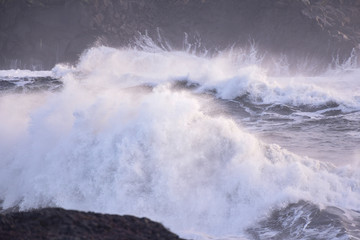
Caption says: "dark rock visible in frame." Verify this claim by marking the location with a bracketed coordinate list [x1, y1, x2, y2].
[0, 208, 186, 240]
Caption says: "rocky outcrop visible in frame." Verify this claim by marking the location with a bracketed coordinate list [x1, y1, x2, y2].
[0, 0, 359, 70]
[0, 207, 185, 240]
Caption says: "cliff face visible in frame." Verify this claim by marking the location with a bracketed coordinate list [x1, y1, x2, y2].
[0, 0, 155, 69]
[0, 0, 359, 70]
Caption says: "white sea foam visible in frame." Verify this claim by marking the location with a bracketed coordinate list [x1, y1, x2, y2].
[65, 46, 360, 111]
[0, 69, 52, 79]
[0, 69, 54, 88]
[0, 46, 360, 239]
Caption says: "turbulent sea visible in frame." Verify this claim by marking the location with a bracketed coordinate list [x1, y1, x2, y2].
[1, 41, 360, 239]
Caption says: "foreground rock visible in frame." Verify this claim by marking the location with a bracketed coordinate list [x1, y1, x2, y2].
[0, 208, 185, 240]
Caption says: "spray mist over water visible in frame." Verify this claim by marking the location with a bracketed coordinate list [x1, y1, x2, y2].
[1, 43, 360, 238]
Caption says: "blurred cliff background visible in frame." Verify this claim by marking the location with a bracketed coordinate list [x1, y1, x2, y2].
[0, 0, 359, 71]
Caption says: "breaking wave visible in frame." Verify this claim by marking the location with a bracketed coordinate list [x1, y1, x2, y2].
[0, 44, 360, 239]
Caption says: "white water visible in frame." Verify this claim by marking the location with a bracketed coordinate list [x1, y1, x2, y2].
[1, 46, 360, 239]
[66, 46, 360, 110]
[0, 69, 52, 79]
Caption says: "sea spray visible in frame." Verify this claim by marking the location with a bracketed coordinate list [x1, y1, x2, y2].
[0, 46, 360, 239]
[73, 46, 360, 111]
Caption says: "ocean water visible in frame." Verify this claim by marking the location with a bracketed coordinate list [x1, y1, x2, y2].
[0, 42, 360, 239]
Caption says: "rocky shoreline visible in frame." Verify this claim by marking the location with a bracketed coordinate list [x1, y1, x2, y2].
[0, 207, 185, 240]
